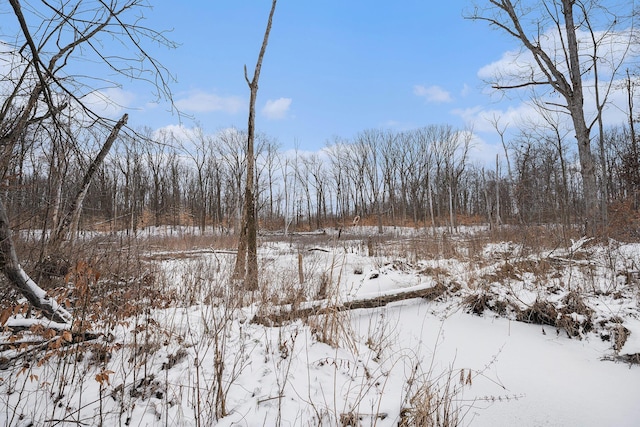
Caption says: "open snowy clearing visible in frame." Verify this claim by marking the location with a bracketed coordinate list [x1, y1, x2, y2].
[0, 227, 639, 426]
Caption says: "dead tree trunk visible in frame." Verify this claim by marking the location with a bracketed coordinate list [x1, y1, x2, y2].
[252, 282, 447, 326]
[233, 0, 277, 291]
[50, 113, 128, 248]
[0, 197, 72, 324]
[627, 70, 639, 210]
[468, 0, 622, 235]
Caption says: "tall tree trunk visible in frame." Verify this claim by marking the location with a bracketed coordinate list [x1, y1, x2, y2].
[448, 175, 455, 232]
[495, 154, 501, 226]
[234, 0, 277, 291]
[470, 0, 605, 234]
[567, 95, 598, 235]
[428, 177, 436, 233]
[50, 114, 128, 248]
[593, 51, 608, 227]
[482, 169, 493, 229]
[627, 70, 639, 210]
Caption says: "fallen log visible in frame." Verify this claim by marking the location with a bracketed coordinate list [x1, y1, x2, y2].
[252, 282, 447, 326]
[0, 197, 72, 324]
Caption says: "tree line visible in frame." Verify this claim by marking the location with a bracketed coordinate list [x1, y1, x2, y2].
[6, 120, 639, 238]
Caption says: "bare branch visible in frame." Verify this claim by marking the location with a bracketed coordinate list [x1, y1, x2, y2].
[493, 80, 553, 90]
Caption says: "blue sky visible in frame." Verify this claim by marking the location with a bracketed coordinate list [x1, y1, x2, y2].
[126, 1, 518, 159]
[4, 1, 637, 164]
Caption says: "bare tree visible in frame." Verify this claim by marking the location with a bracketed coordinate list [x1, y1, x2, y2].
[490, 116, 519, 224]
[356, 129, 385, 233]
[398, 129, 431, 226]
[624, 70, 640, 209]
[295, 153, 327, 230]
[440, 127, 470, 231]
[380, 131, 399, 227]
[218, 128, 247, 232]
[530, 102, 573, 229]
[258, 139, 282, 223]
[184, 127, 213, 232]
[117, 132, 148, 234]
[147, 128, 173, 228]
[294, 153, 314, 228]
[281, 155, 296, 235]
[234, 0, 278, 291]
[326, 139, 352, 222]
[468, 0, 636, 234]
[50, 114, 128, 247]
[0, 0, 174, 322]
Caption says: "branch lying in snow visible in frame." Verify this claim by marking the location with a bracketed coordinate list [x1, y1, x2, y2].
[0, 323, 101, 369]
[0, 197, 72, 324]
[144, 248, 237, 261]
[545, 236, 595, 267]
[544, 236, 592, 259]
[252, 282, 448, 326]
[547, 256, 594, 266]
[3, 317, 71, 331]
[569, 237, 593, 253]
[11, 268, 72, 324]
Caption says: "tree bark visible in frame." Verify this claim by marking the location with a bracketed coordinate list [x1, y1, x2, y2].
[561, 0, 599, 234]
[50, 113, 128, 248]
[470, 0, 605, 234]
[0, 197, 72, 323]
[234, 0, 277, 291]
[252, 282, 447, 326]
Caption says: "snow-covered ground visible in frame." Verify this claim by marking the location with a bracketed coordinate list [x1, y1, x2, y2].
[1, 228, 639, 426]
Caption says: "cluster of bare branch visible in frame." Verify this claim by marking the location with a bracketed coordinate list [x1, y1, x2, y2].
[0, 0, 174, 322]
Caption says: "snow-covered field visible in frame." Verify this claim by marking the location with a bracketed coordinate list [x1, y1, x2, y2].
[1, 227, 639, 426]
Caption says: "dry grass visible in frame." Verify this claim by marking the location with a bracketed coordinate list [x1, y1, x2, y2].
[514, 291, 594, 338]
[607, 199, 640, 242]
[378, 224, 586, 266]
[306, 260, 358, 352]
[463, 289, 508, 316]
[399, 363, 475, 427]
[0, 221, 637, 425]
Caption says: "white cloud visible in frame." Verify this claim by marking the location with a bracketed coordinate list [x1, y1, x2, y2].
[478, 28, 639, 89]
[152, 124, 201, 144]
[453, 103, 541, 133]
[413, 85, 453, 103]
[477, 47, 533, 83]
[175, 90, 244, 113]
[466, 132, 504, 167]
[82, 87, 136, 118]
[262, 97, 292, 119]
[461, 83, 471, 97]
[455, 73, 635, 135]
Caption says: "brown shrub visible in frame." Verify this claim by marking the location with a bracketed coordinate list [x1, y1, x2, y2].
[516, 292, 594, 338]
[607, 198, 640, 242]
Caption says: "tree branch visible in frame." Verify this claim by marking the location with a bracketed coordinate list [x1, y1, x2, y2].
[51, 113, 128, 246]
[493, 80, 552, 90]
[0, 197, 72, 324]
[252, 282, 447, 326]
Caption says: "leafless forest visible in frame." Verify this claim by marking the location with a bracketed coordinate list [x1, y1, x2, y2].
[1, 1, 640, 426]
[7, 120, 640, 239]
